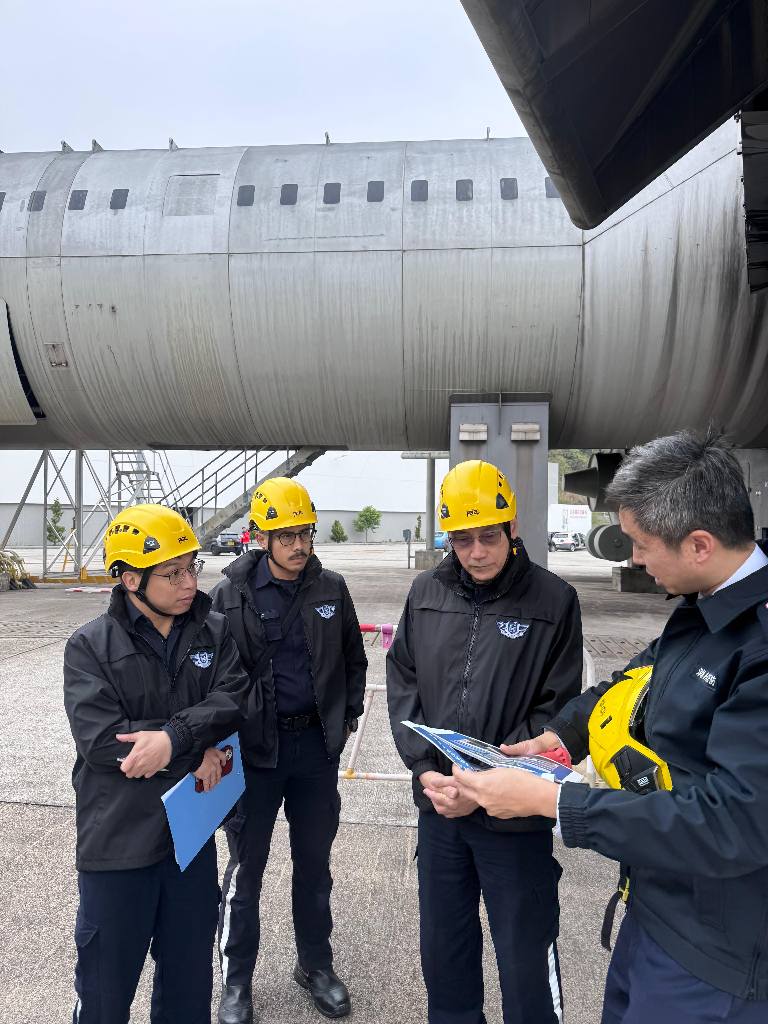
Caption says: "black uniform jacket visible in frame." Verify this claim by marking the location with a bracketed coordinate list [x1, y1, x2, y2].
[63, 586, 250, 871]
[209, 549, 367, 767]
[553, 552, 768, 999]
[386, 543, 583, 832]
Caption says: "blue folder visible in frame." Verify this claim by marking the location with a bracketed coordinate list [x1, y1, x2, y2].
[161, 733, 245, 871]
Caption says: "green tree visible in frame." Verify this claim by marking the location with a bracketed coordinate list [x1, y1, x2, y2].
[549, 449, 592, 503]
[415, 514, 422, 541]
[330, 519, 348, 543]
[46, 497, 65, 544]
[353, 505, 382, 543]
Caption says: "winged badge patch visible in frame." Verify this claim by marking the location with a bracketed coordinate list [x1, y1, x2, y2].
[496, 619, 530, 640]
[189, 650, 214, 668]
[315, 604, 337, 620]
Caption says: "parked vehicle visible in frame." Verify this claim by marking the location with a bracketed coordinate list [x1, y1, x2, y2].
[210, 531, 243, 556]
[548, 531, 583, 552]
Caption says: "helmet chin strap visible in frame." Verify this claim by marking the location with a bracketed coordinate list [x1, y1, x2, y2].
[133, 567, 173, 618]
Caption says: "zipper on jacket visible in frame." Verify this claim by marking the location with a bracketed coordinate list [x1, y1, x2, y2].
[235, 578, 280, 768]
[457, 604, 481, 732]
[301, 614, 332, 756]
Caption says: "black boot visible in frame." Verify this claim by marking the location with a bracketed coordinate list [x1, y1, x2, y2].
[218, 983, 254, 1024]
[293, 963, 351, 1018]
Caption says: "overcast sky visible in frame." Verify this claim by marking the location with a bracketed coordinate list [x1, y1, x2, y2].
[1, 0, 524, 512]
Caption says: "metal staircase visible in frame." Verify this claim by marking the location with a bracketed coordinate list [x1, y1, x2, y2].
[196, 447, 326, 549]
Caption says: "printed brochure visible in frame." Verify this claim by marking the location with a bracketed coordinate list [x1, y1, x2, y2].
[402, 722, 582, 784]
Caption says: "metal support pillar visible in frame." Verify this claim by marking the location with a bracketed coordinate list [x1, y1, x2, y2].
[426, 457, 435, 550]
[449, 393, 550, 568]
[74, 450, 84, 577]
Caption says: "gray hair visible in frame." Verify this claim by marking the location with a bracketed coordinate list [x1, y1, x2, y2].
[605, 430, 754, 548]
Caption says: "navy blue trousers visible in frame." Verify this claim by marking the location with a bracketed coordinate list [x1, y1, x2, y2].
[218, 724, 340, 987]
[72, 840, 219, 1024]
[417, 811, 563, 1024]
[602, 913, 768, 1023]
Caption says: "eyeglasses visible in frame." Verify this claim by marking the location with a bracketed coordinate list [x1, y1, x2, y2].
[275, 527, 315, 548]
[449, 528, 505, 551]
[152, 559, 205, 586]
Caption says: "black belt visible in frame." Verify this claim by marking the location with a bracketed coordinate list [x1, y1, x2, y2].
[277, 711, 320, 731]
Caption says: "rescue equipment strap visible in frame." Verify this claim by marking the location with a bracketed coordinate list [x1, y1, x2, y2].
[601, 871, 631, 951]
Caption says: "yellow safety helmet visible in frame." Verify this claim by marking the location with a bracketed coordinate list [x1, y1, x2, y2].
[588, 666, 673, 795]
[438, 460, 517, 532]
[104, 504, 200, 577]
[249, 477, 317, 532]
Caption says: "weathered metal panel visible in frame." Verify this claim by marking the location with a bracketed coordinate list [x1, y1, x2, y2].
[403, 244, 582, 446]
[489, 138, 582, 249]
[0, 299, 36, 425]
[59, 255, 151, 444]
[140, 253, 254, 445]
[403, 140, 492, 251]
[564, 140, 768, 446]
[229, 249, 406, 447]
[143, 148, 246, 256]
[26, 152, 90, 258]
[229, 146, 323, 254]
[0, 153, 56, 258]
[25, 257, 92, 440]
[61, 150, 167, 258]
[313, 143, 404, 252]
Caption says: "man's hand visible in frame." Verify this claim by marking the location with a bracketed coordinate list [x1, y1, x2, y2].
[193, 747, 229, 792]
[420, 769, 479, 819]
[116, 730, 172, 779]
[500, 730, 562, 758]
[452, 764, 559, 820]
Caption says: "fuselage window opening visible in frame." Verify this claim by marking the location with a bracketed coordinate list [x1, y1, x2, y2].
[29, 190, 47, 212]
[456, 179, 473, 201]
[500, 177, 519, 200]
[68, 190, 88, 211]
[367, 180, 385, 202]
[544, 177, 561, 199]
[411, 179, 428, 202]
[280, 183, 298, 206]
[323, 182, 341, 205]
[110, 188, 129, 211]
[237, 185, 255, 207]
[0, 192, 5, 213]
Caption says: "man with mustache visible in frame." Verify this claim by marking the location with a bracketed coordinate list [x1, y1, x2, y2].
[212, 478, 367, 1024]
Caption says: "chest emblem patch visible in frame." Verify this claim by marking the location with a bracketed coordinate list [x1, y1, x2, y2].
[694, 665, 717, 689]
[190, 650, 214, 669]
[315, 604, 337, 620]
[497, 619, 530, 640]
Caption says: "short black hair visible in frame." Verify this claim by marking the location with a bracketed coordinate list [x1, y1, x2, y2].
[605, 429, 754, 548]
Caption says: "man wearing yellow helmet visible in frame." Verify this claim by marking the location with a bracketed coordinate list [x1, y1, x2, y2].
[453, 432, 768, 1024]
[387, 460, 583, 1024]
[63, 504, 251, 1023]
[211, 477, 367, 1024]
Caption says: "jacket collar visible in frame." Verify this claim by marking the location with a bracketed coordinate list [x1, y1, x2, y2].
[686, 542, 768, 633]
[433, 540, 532, 602]
[107, 583, 212, 631]
[222, 546, 323, 594]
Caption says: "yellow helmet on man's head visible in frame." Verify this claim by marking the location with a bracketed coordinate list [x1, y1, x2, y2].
[104, 504, 199, 577]
[438, 460, 517, 532]
[249, 477, 317, 532]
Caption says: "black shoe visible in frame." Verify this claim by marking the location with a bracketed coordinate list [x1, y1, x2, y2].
[293, 963, 351, 1018]
[218, 983, 254, 1024]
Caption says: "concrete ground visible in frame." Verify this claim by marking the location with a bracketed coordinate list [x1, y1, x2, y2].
[0, 545, 670, 1023]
